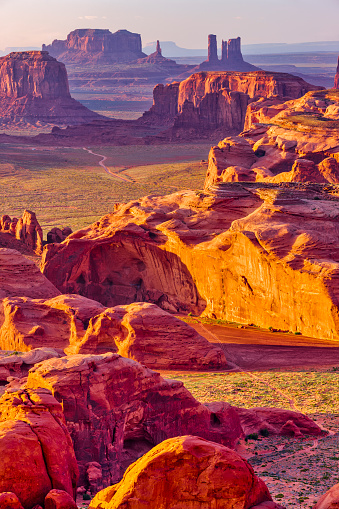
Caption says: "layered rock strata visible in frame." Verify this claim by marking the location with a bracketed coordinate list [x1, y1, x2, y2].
[0, 51, 101, 125]
[26, 353, 243, 486]
[41, 181, 339, 340]
[144, 71, 322, 133]
[43, 29, 146, 64]
[89, 436, 274, 509]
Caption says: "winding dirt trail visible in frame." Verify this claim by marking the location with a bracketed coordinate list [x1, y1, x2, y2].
[83, 147, 134, 183]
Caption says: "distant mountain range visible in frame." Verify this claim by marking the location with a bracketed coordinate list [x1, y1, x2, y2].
[143, 40, 339, 57]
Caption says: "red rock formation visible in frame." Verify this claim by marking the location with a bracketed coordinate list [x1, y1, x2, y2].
[0, 348, 63, 385]
[44, 490, 77, 509]
[233, 407, 324, 437]
[0, 51, 101, 125]
[0, 387, 78, 508]
[26, 353, 243, 486]
[40, 182, 339, 340]
[144, 71, 322, 135]
[0, 248, 60, 301]
[0, 492, 24, 509]
[47, 227, 73, 244]
[314, 483, 339, 508]
[43, 29, 146, 64]
[334, 57, 339, 89]
[89, 436, 273, 509]
[208, 34, 218, 64]
[0, 295, 226, 370]
[15, 210, 43, 254]
[136, 40, 182, 70]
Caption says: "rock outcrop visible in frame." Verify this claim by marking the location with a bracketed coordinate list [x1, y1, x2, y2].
[314, 483, 339, 508]
[43, 29, 146, 64]
[0, 248, 60, 301]
[89, 435, 273, 509]
[41, 179, 339, 340]
[47, 226, 73, 244]
[0, 387, 78, 508]
[334, 57, 339, 89]
[0, 210, 43, 254]
[0, 295, 226, 370]
[26, 353, 243, 487]
[144, 71, 322, 134]
[234, 407, 324, 437]
[197, 35, 258, 72]
[136, 40, 183, 72]
[0, 51, 101, 125]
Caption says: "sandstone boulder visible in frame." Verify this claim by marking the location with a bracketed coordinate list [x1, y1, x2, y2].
[44, 490, 77, 509]
[0, 387, 78, 508]
[89, 435, 272, 509]
[26, 353, 243, 487]
[314, 483, 339, 508]
[233, 407, 324, 437]
[0, 492, 24, 509]
[0, 348, 63, 385]
[47, 227, 73, 244]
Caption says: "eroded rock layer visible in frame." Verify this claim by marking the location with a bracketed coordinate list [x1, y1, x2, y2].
[26, 353, 243, 487]
[41, 181, 339, 340]
[0, 51, 101, 125]
[43, 29, 146, 64]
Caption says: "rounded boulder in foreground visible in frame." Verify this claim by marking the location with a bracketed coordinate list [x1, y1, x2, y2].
[89, 435, 272, 509]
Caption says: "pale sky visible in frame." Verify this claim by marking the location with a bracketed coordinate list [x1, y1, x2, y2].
[0, 0, 338, 51]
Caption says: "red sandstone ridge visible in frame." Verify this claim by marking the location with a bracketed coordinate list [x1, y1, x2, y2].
[43, 29, 146, 64]
[89, 436, 274, 509]
[0, 51, 101, 125]
[143, 70, 322, 135]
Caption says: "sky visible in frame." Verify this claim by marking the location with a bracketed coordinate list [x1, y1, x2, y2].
[0, 0, 338, 51]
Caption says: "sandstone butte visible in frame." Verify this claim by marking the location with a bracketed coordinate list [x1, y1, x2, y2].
[0, 51, 101, 125]
[42, 28, 146, 64]
[143, 70, 322, 134]
[0, 294, 227, 370]
[89, 435, 275, 509]
[0, 386, 78, 508]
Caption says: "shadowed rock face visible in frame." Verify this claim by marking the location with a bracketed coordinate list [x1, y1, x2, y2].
[43, 29, 146, 64]
[335, 57, 339, 89]
[0, 51, 101, 125]
[89, 436, 273, 509]
[26, 353, 243, 487]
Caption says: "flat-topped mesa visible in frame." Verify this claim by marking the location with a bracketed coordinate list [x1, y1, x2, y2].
[335, 56, 339, 89]
[0, 50, 101, 125]
[0, 51, 70, 100]
[143, 71, 323, 133]
[43, 28, 146, 64]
